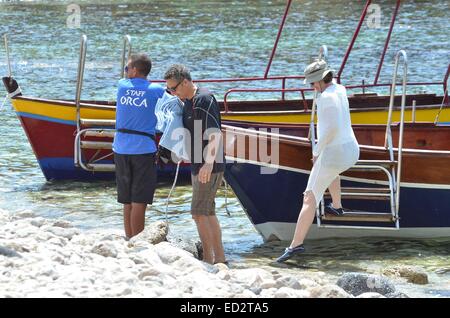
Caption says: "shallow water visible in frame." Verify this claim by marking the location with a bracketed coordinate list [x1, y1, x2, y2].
[0, 0, 449, 297]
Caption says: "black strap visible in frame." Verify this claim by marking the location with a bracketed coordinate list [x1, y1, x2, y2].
[117, 129, 156, 142]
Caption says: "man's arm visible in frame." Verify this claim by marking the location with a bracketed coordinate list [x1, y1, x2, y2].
[198, 95, 222, 183]
[198, 130, 221, 183]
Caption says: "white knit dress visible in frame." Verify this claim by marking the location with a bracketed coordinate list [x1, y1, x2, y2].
[306, 83, 360, 206]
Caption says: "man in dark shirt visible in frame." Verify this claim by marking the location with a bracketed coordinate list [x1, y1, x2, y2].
[164, 64, 226, 265]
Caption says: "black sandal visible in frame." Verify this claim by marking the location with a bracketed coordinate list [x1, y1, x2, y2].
[276, 244, 305, 263]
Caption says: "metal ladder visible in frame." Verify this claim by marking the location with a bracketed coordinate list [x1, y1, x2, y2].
[311, 50, 408, 230]
[74, 35, 131, 172]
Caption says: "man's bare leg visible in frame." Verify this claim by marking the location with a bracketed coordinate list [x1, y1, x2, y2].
[290, 191, 317, 248]
[208, 215, 226, 264]
[123, 204, 132, 239]
[193, 215, 214, 264]
[328, 176, 342, 208]
[130, 202, 147, 237]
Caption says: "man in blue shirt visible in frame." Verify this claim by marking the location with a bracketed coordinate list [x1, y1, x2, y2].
[113, 53, 165, 239]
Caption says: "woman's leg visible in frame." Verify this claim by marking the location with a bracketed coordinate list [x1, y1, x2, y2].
[290, 190, 317, 248]
[327, 176, 342, 208]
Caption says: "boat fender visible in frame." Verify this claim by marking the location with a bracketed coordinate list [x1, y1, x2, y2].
[2, 77, 22, 98]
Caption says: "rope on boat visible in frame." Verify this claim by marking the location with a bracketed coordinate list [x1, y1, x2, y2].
[434, 86, 449, 124]
[165, 161, 181, 226]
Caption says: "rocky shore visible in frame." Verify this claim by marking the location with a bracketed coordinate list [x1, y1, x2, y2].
[0, 209, 418, 298]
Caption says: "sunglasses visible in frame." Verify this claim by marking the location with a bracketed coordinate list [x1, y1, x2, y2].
[166, 80, 183, 93]
[124, 65, 129, 73]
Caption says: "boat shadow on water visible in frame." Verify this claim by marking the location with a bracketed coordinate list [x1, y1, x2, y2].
[243, 237, 450, 272]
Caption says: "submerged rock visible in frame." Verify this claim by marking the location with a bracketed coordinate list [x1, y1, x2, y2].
[383, 265, 429, 285]
[337, 272, 396, 296]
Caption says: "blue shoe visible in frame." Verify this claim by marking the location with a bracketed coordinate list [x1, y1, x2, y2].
[276, 244, 305, 263]
[325, 203, 344, 216]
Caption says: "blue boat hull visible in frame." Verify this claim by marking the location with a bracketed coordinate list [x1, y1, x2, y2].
[224, 162, 450, 240]
[39, 157, 191, 182]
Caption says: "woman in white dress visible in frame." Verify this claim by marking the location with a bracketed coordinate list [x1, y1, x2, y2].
[277, 60, 360, 263]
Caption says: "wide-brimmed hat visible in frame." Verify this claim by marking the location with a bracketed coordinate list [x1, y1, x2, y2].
[303, 59, 334, 84]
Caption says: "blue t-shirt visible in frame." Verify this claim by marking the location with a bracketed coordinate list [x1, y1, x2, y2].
[113, 78, 165, 155]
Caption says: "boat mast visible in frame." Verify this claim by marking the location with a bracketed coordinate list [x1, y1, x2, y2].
[336, 0, 372, 83]
[374, 0, 401, 85]
[264, 0, 292, 78]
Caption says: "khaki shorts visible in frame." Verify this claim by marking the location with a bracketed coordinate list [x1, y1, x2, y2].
[191, 171, 224, 216]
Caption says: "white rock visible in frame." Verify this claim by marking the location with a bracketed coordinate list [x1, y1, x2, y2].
[233, 289, 257, 298]
[260, 279, 277, 289]
[259, 288, 277, 298]
[153, 242, 194, 264]
[276, 275, 301, 289]
[91, 242, 118, 258]
[229, 268, 273, 289]
[138, 268, 162, 280]
[309, 284, 352, 298]
[30, 217, 47, 228]
[42, 226, 79, 240]
[275, 287, 300, 298]
[12, 210, 35, 220]
[297, 278, 320, 290]
[52, 220, 73, 228]
[171, 255, 211, 274]
[130, 221, 168, 245]
[47, 237, 68, 247]
[214, 262, 229, 272]
[216, 270, 231, 281]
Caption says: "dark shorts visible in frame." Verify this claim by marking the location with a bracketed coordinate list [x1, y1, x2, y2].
[191, 172, 224, 216]
[114, 152, 157, 204]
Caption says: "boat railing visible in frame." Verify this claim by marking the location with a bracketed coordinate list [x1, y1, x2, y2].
[120, 35, 132, 79]
[75, 34, 87, 133]
[223, 87, 314, 112]
[221, 81, 443, 113]
[384, 50, 407, 215]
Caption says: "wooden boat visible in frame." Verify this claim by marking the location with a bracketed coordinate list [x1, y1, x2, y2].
[222, 122, 450, 240]
[222, 51, 450, 240]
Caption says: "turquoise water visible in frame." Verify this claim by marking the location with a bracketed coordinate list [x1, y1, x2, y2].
[0, 0, 449, 297]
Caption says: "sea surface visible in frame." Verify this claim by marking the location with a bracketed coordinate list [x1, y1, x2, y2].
[0, 0, 449, 297]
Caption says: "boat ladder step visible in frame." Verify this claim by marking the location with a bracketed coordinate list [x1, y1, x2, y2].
[80, 141, 113, 150]
[74, 128, 116, 172]
[324, 187, 391, 201]
[321, 211, 396, 223]
[85, 163, 116, 172]
[317, 162, 399, 229]
[354, 160, 397, 168]
[83, 130, 116, 138]
[80, 118, 116, 127]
